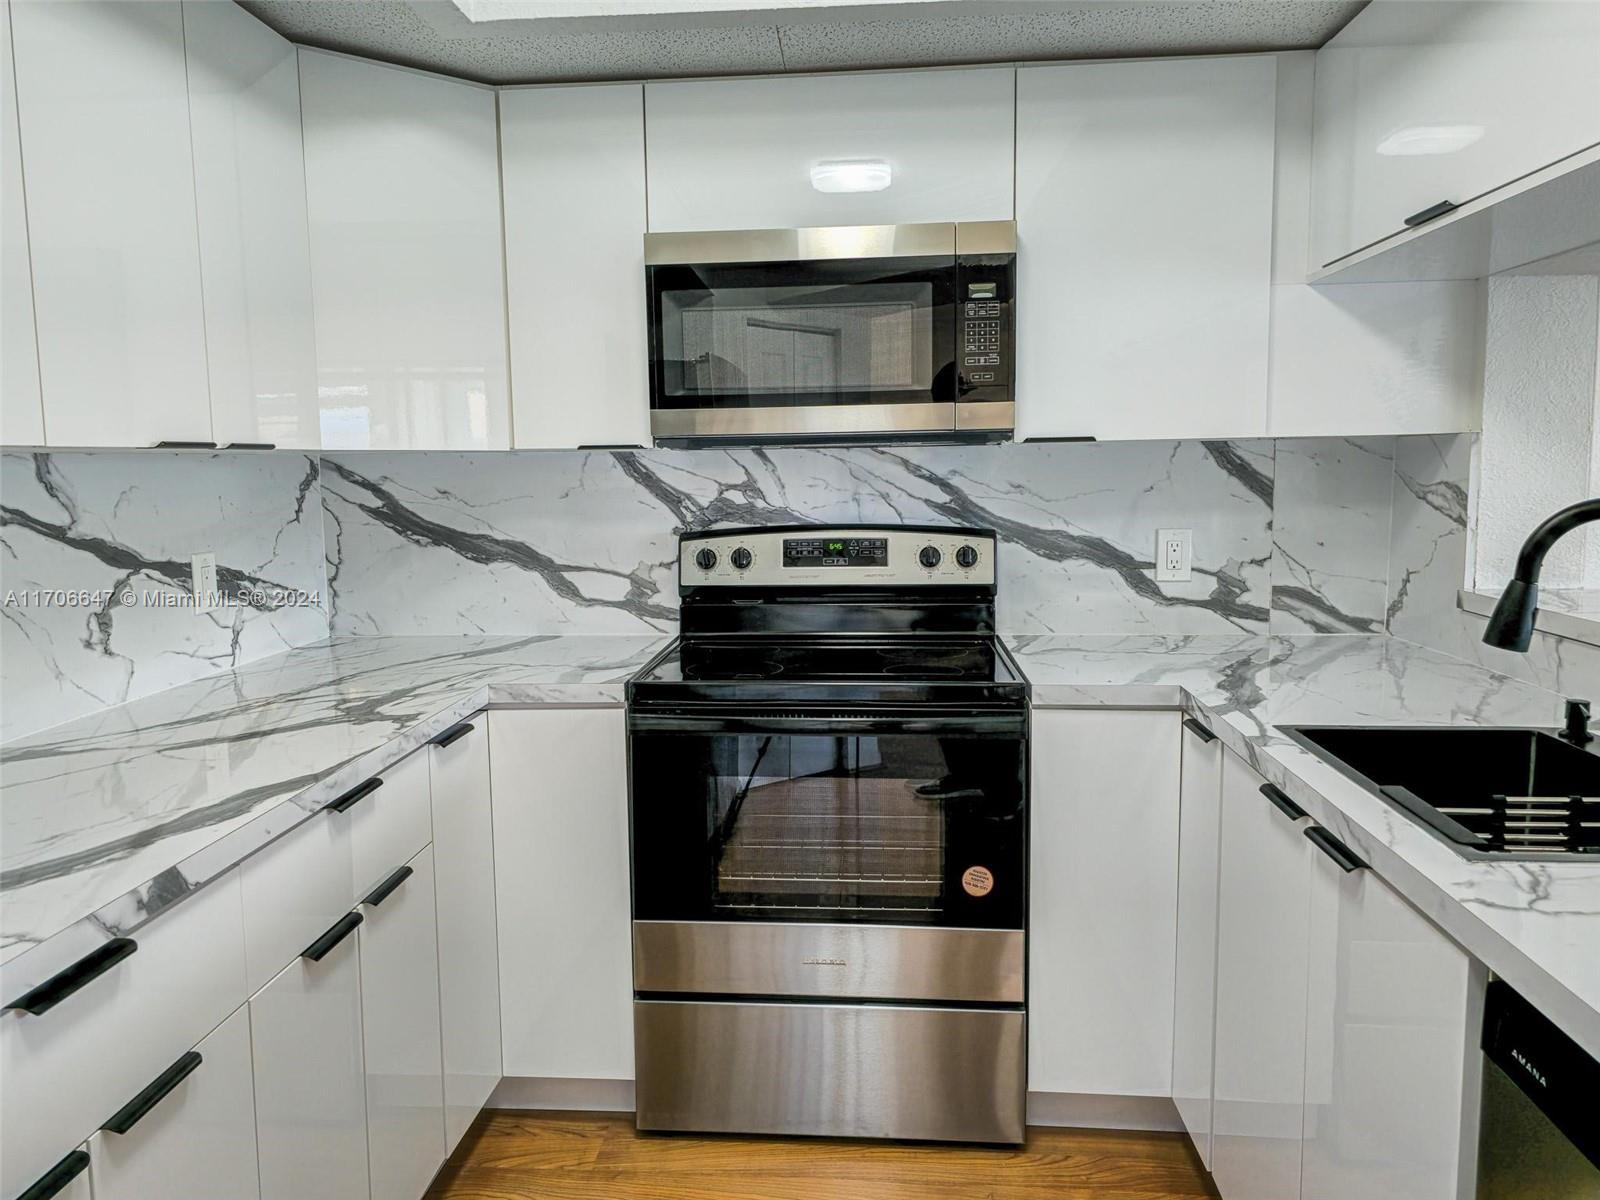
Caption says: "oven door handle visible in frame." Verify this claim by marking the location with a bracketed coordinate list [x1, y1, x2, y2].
[628, 711, 1026, 736]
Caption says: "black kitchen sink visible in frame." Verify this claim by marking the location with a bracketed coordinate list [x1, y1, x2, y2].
[1283, 726, 1600, 860]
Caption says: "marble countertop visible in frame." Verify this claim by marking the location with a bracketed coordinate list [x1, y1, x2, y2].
[4, 630, 1596, 1059]
[0, 634, 667, 967]
[1010, 633, 1598, 1059]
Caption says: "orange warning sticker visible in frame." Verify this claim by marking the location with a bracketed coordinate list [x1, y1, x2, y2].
[961, 865, 994, 897]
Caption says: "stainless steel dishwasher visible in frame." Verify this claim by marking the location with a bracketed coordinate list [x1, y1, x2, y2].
[1476, 980, 1600, 1199]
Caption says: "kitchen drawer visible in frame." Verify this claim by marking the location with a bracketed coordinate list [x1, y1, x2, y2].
[87, 1003, 259, 1200]
[0, 871, 248, 1200]
[240, 749, 432, 994]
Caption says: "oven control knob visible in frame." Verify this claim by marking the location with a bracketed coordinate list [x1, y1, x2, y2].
[918, 545, 942, 569]
[730, 547, 753, 570]
[694, 547, 718, 571]
[955, 544, 979, 569]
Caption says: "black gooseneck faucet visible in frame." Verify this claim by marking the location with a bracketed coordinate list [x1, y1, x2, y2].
[1482, 497, 1600, 652]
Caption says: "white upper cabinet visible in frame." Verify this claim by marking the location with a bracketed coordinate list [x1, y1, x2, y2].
[1311, 0, 1600, 268]
[183, 1, 319, 450]
[9, 0, 211, 447]
[644, 68, 1014, 232]
[1015, 56, 1277, 442]
[1, 0, 42, 446]
[299, 49, 510, 450]
[501, 83, 650, 449]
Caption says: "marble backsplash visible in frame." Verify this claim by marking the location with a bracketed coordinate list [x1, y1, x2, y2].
[1, 451, 330, 742]
[1386, 433, 1600, 698]
[11, 433, 1589, 742]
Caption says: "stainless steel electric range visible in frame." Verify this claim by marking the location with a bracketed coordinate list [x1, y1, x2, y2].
[626, 525, 1029, 1145]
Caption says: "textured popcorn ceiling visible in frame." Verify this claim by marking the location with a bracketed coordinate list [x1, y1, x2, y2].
[240, 0, 1368, 84]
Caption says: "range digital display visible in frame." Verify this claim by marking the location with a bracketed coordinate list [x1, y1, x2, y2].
[783, 536, 888, 568]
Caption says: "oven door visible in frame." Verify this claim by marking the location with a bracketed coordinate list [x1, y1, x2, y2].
[646, 254, 956, 443]
[630, 709, 1025, 925]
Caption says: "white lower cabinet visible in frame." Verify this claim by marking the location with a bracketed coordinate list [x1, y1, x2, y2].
[358, 845, 447, 1200]
[428, 718, 503, 1152]
[1211, 751, 1313, 1200]
[1029, 709, 1181, 1096]
[88, 1004, 259, 1200]
[1171, 717, 1224, 1168]
[490, 707, 633, 1080]
[250, 918, 370, 1200]
[1299, 830, 1478, 1200]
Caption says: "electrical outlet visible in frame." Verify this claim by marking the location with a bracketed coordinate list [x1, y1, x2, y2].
[1155, 529, 1192, 582]
[191, 551, 218, 612]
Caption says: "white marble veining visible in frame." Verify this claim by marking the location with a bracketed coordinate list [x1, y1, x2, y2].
[1013, 633, 1599, 1058]
[323, 440, 1290, 638]
[0, 450, 330, 742]
[1387, 433, 1600, 698]
[0, 634, 665, 966]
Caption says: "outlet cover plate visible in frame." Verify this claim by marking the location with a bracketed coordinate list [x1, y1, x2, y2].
[1155, 529, 1192, 583]
[191, 552, 218, 612]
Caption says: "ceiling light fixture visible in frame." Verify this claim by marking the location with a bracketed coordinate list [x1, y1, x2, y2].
[1375, 124, 1485, 156]
[810, 159, 893, 193]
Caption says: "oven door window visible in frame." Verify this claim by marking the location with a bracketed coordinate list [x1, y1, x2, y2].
[631, 728, 1024, 930]
[647, 257, 956, 410]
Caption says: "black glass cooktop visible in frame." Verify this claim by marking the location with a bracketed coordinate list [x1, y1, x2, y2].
[629, 636, 1029, 709]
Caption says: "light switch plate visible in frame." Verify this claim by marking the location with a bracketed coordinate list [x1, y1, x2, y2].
[1155, 529, 1192, 582]
[191, 551, 218, 612]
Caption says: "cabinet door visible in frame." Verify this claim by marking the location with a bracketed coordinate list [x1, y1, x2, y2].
[299, 49, 509, 450]
[490, 708, 632, 1080]
[88, 1004, 258, 1200]
[9, 0, 210, 447]
[358, 845, 446, 1200]
[1, 0, 42, 445]
[1015, 56, 1276, 442]
[1212, 752, 1313, 1200]
[250, 922, 369, 1200]
[1172, 717, 1224, 1169]
[1300, 829, 1477, 1200]
[183, 0, 319, 450]
[1312, 1, 1600, 267]
[644, 68, 1014, 232]
[429, 718, 503, 1152]
[501, 84, 649, 450]
[1028, 710, 1181, 1097]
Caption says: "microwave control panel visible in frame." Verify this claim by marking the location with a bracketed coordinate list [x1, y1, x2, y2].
[956, 256, 1014, 394]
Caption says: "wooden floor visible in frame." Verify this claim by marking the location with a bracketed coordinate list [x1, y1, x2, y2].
[427, 1111, 1219, 1200]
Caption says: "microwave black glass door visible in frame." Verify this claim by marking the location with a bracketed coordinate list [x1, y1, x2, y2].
[631, 723, 1025, 930]
[648, 257, 956, 411]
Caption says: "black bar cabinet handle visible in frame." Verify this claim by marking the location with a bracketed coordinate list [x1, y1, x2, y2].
[362, 865, 414, 908]
[1260, 782, 1307, 822]
[1305, 825, 1367, 873]
[151, 440, 218, 449]
[1181, 717, 1217, 744]
[4, 937, 138, 1016]
[326, 776, 383, 814]
[1404, 199, 1459, 227]
[101, 1051, 202, 1135]
[302, 911, 363, 962]
[220, 442, 275, 450]
[431, 722, 474, 748]
[18, 1150, 90, 1200]
[1021, 436, 1098, 443]
[576, 443, 645, 450]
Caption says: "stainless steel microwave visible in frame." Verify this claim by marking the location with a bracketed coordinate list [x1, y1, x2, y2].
[644, 221, 1015, 446]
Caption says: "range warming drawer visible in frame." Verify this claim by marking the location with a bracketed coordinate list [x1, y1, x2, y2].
[635, 999, 1026, 1144]
[633, 921, 1024, 1003]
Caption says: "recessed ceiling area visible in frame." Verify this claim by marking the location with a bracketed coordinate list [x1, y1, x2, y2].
[239, 0, 1369, 84]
